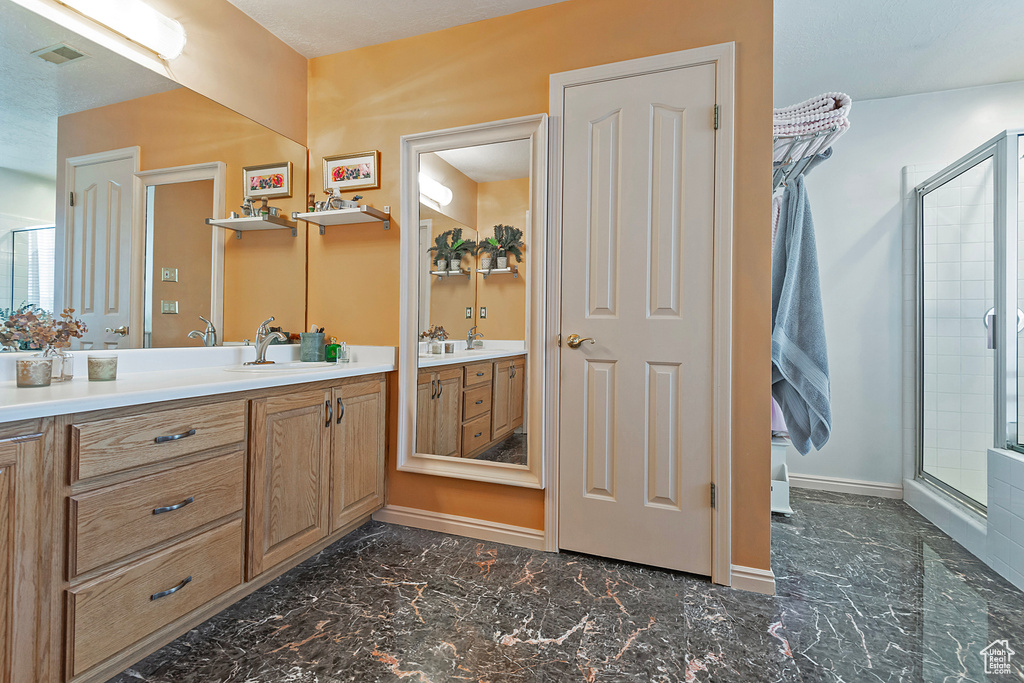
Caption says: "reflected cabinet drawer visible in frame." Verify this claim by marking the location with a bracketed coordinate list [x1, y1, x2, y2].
[69, 451, 245, 576]
[71, 400, 247, 481]
[463, 384, 491, 421]
[463, 362, 492, 387]
[66, 518, 243, 678]
[462, 414, 491, 456]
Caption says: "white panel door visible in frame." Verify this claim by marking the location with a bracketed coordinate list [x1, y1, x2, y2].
[558, 63, 717, 575]
[67, 155, 135, 349]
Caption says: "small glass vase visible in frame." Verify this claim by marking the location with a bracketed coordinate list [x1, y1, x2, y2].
[40, 347, 72, 382]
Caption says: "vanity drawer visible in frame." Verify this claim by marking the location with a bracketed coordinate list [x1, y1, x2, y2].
[464, 362, 493, 387]
[71, 400, 247, 481]
[462, 414, 491, 456]
[463, 385, 491, 420]
[70, 450, 245, 576]
[66, 518, 243, 678]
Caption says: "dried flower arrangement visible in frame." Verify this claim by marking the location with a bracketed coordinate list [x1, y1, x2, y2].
[420, 324, 449, 342]
[0, 305, 88, 351]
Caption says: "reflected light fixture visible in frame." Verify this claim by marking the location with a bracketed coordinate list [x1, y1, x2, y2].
[59, 0, 187, 59]
[419, 172, 453, 207]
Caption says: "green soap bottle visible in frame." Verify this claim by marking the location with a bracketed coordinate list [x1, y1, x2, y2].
[325, 336, 340, 363]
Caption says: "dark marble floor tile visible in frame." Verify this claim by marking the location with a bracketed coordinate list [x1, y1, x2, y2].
[108, 486, 1024, 683]
[473, 432, 528, 465]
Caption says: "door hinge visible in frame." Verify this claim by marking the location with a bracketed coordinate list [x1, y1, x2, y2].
[710, 482, 717, 509]
[557, 333, 562, 347]
[714, 105, 720, 130]
[69, 191, 75, 207]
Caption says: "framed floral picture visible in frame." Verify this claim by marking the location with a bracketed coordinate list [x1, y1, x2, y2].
[243, 162, 292, 199]
[323, 150, 380, 192]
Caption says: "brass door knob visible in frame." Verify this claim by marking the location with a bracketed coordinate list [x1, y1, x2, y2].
[566, 334, 595, 349]
[105, 325, 129, 337]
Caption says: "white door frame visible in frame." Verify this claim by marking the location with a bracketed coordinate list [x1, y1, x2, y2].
[135, 162, 228, 340]
[546, 43, 735, 585]
[63, 146, 143, 348]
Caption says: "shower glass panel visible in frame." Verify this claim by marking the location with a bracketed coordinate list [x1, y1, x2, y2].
[919, 156, 995, 509]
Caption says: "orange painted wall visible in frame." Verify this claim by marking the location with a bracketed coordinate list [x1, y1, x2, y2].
[427, 217, 477, 340]
[476, 179, 528, 341]
[308, 0, 772, 564]
[57, 87, 308, 341]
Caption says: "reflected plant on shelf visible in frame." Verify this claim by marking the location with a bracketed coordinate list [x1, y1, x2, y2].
[491, 224, 524, 270]
[447, 228, 477, 272]
[427, 230, 453, 272]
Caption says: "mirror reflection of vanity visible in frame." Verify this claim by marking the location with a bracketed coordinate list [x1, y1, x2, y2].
[0, 0, 307, 350]
[416, 140, 531, 465]
[399, 115, 547, 487]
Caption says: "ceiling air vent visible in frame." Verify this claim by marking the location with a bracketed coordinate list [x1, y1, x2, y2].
[31, 43, 89, 66]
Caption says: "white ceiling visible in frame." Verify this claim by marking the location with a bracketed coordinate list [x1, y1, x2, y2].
[223, 0, 571, 58]
[775, 0, 1024, 107]
[436, 140, 531, 183]
[0, 0, 177, 179]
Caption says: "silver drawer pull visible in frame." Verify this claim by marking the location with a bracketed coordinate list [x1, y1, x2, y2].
[476, 372, 485, 376]
[151, 575, 192, 601]
[154, 429, 196, 444]
[474, 432, 483, 438]
[475, 400, 483, 405]
[152, 496, 194, 515]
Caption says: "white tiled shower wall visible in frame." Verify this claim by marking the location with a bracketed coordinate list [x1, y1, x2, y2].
[921, 161, 995, 506]
[988, 449, 1024, 591]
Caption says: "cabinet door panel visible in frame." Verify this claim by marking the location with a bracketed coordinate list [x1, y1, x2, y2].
[0, 431, 48, 683]
[435, 374, 462, 458]
[510, 357, 526, 429]
[248, 390, 330, 578]
[331, 378, 386, 531]
[416, 370, 434, 454]
[491, 360, 511, 439]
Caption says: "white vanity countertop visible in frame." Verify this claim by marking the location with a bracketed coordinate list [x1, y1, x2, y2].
[418, 348, 526, 368]
[0, 345, 395, 423]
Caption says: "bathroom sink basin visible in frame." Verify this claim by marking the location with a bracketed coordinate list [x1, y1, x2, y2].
[222, 361, 336, 373]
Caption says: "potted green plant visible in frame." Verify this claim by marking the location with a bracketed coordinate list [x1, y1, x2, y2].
[493, 224, 524, 270]
[447, 228, 476, 272]
[427, 230, 453, 272]
[478, 236, 501, 271]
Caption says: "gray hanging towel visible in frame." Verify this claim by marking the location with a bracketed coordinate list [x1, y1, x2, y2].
[771, 175, 832, 455]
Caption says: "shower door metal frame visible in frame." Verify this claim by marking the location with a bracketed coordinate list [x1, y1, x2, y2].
[915, 129, 1022, 513]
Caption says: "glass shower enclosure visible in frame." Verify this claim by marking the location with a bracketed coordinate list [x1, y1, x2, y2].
[917, 130, 1023, 512]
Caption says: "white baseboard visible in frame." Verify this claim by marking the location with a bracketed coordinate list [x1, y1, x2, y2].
[730, 565, 776, 595]
[372, 505, 547, 551]
[789, 472, 903, 499]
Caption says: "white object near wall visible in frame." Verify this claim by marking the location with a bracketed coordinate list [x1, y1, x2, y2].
[987, 448, 1024, 591]
[771, 439, 793, 516]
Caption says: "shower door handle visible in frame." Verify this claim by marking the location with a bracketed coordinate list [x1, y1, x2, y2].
[982, 307, 1024, 349]
[985, 311, 996, 349]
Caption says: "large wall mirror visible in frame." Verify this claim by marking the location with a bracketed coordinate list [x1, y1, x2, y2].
[398, 115, 547, 488]
[0, 0, 308, 350]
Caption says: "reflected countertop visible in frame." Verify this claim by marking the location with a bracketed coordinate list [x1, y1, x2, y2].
[418, 347, 526, 368]
[0, 345, 395, 423]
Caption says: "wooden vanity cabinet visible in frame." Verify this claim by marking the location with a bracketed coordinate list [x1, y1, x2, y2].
[247, 388, 331, 579]
[0, 420, 52, 683]
[416, 367, 461, 457]
[490, 357, 525, 442]
[330, 377, 386, 532]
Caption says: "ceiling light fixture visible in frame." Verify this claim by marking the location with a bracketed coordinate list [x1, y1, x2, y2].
[419, 172, 453, 207]
[59, 0, 186, 59]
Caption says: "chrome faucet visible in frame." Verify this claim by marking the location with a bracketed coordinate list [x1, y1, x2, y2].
[466, 325, 484, 350]
[324, 188, 344, 211]
[187, 315, 218, 347]
[245, 316, 287, 365]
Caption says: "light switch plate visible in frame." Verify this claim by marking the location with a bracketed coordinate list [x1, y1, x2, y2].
[160, 300, 178, 314]
[161, 267, 178, 282]
[480, 307, 487, 319]
[465, 307, 472, 319]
